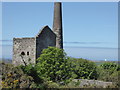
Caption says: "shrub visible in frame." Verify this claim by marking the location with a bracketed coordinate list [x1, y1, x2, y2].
[20, 63, 43, 83]
[100, 61, 118, 74]
[97, 61, 119, 87]
[69, 58, 98, 79]
[35, 47, 73, 84]
[1, 62, 35, 88]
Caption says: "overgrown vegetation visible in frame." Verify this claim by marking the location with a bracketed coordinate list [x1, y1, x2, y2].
[1, 47, 120, 88]
[97, 61, 120, 87]
[69, 58, 98, 79]
[1, 62, 35, 88]
[35, 47, 73, 84]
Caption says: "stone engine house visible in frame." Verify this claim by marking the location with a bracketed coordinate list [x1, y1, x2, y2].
[13, 2, 63, 65]
[13, 26, 56, 65]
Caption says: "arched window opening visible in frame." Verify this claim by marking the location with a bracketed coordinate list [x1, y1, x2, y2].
[21, 52, 25, 55]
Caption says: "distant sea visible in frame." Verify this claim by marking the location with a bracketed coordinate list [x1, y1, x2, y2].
[1, 45, 118, 61]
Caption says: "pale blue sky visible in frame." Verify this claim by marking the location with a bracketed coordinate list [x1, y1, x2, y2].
[1, 2, 118, 60]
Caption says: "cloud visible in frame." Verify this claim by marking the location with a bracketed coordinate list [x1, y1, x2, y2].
[0, 40, 116, 49]
[1, 40, 104, 44]
[64, 46, 118, 49]
[64, 41, 109, 44]
[0, 40, 112, 44]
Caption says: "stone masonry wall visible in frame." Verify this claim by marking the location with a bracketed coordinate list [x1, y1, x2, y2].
[36, 26, 56, 59]
[13, 37, 36, 66]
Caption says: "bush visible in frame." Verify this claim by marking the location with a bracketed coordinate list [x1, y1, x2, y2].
[69, 58, 98, 79]
[35, 47, 73, 84]
[100, 61, 118, 74]
[97, 61, 119, 87]
[20, 64, 44, 84]
[1, 62, 35, 88]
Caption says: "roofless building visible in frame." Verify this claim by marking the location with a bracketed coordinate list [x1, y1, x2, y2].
[13, 2, 63, 65]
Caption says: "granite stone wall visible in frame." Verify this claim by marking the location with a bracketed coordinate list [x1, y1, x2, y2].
[36, 26, 56, 59]
[13, 26, 56, 65]
[13, 37, 36, 66]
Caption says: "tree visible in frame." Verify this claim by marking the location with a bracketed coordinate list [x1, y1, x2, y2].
[35, 47, 73, 84]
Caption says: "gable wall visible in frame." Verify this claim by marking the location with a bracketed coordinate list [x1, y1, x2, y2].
[36, 27, 56, 59]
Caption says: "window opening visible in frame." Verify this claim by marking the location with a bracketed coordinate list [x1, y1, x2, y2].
[27, 52, 29, 55]
[21, 52, 25, 55]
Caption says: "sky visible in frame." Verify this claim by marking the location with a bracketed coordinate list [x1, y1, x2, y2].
[1, 2, 118, 61]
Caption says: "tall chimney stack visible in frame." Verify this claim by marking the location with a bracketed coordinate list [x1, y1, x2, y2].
[53, 2, 63, 49]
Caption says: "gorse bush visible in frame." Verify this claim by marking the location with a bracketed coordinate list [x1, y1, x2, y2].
[69, 58, 98, 79]
[35, 47, 73, 84]
[20, 64, 43, 84]
[1, 62, 48, 89]
[97, 61, 120, 87]
[98, 61, 119, 81]
[100, 62, 118, 74]
[1, 62, 35, 88]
